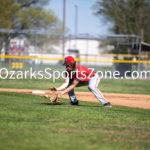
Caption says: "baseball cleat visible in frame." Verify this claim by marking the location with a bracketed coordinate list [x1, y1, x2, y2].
[103, 102, 112, 108]
[71, 101, 79, 105]
[67, 100, 79, 106]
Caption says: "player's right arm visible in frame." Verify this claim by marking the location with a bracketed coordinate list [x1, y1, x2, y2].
[61, 79, 79, 95]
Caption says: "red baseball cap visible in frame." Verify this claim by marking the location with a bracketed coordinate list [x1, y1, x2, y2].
[63, 56, 75, 65]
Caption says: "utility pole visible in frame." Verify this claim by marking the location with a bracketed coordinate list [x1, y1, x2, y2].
[138, 28, 144, 73]
[86, 33, 89, 63]
[62, 0, 66, 58]
[74, 5, 78, 49]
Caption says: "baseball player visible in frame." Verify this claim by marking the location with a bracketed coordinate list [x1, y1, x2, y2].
[52, 56, 111, 107]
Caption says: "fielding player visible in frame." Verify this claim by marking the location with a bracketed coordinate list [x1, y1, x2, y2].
[52, 56, 111, 107]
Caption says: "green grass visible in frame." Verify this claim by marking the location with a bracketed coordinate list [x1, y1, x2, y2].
[0, 92, 150, 150]
[0, 78, 150, 94]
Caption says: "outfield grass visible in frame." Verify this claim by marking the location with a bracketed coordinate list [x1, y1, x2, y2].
[0, 92, 150, 150]
[0, 78, 150, 94]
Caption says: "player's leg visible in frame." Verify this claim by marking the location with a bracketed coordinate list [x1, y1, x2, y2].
[67, 79, 78, 105]
[88, 73, 111, 107]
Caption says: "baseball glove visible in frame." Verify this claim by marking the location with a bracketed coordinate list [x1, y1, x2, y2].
[49, 87, 57, 91]
[50, 93, 62, 104]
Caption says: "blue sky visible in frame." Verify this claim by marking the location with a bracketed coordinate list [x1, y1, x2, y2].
[48, 0, 112, 35]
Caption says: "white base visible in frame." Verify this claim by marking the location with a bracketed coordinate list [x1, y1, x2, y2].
[32, 90, 45, 94]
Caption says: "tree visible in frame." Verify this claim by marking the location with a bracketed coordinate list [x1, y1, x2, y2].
[0, 0, 19, 29]
[0, 0, 19, 50]
[94, 0, 150, 53]
[0, 0, 63, 53]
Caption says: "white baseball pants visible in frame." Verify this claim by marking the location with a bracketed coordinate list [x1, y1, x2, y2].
[68, 73, 107, 105]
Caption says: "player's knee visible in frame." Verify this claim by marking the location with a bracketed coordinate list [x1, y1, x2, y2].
[88, 85, 95, 91]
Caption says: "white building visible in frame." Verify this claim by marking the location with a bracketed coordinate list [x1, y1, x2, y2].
[63, 38, 114, 66]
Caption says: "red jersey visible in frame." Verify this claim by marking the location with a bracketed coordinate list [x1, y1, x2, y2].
[68, 65, 95, 82]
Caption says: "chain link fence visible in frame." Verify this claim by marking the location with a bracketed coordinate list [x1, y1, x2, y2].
[0, 30, 150, 79]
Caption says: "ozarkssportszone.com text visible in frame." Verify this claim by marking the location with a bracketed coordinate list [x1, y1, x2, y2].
[0, 68, 150, 81]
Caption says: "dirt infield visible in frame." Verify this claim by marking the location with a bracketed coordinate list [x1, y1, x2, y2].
[0, 88, 150, 109]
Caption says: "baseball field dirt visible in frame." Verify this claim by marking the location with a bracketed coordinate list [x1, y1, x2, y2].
[0, 88, 150, 109]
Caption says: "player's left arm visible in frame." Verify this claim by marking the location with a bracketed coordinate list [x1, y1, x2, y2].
[56, 77, 69, 91]
[61, 79, 79, 95]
